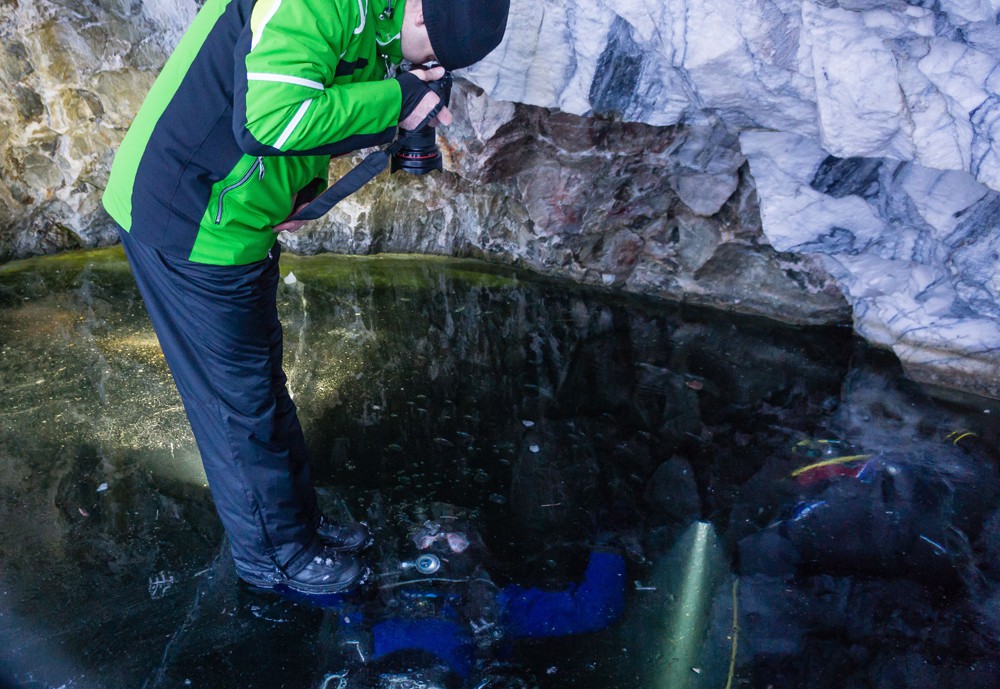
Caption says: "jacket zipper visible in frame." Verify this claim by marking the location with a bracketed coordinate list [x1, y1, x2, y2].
[215, 157, 265, 224]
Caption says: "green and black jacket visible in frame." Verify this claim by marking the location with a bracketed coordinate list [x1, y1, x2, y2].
[103, 0, 406, 265]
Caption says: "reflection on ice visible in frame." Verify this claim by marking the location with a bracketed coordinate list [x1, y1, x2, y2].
[1, 248, 999, 689]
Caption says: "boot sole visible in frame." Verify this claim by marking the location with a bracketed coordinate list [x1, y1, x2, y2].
[278, 565, 371, 595]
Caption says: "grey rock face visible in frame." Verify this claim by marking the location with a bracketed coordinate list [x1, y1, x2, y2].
[283, 87, 847, 325]
[0, 0, 197, 257]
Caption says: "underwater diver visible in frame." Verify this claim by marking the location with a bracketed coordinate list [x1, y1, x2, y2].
[722, 429, 1000, 689]
[737, 433, 998, 587]
[100, 0, 510, 597]
[290, 507, 628, 689]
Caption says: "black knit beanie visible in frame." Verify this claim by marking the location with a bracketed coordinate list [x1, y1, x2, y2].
[422, 0, 510, 71]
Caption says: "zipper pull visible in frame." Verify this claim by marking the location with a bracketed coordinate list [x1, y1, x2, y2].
[257, 157, 265, 180]
[380, 0, 394, 20]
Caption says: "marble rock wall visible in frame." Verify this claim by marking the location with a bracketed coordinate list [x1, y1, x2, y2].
[464, 0, 1000, 398]
[0, 0, 849, 327]
[468, 0, 1000, 189]
[1, 0, 998, 396]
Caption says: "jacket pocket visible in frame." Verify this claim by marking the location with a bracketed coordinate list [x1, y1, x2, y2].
[214, 157, 265, 225]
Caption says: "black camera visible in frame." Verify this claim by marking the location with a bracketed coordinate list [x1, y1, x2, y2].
[391, 70, 453, 175]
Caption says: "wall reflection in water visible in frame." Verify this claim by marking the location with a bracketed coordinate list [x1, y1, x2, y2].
[0, 248, 998, 689]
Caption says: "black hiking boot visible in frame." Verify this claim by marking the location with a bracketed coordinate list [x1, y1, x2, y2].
[282, 546, 369, 595]
[316, 516, 373, 552]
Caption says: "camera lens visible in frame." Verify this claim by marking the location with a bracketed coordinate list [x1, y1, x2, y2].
[391, 70, 452, 176]
[390, 126, 443, 175]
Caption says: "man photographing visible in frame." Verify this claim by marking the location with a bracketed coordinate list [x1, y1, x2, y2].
[101, 0, 509, 598]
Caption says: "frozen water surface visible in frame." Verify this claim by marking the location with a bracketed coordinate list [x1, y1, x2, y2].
[1, 247, 998, 688]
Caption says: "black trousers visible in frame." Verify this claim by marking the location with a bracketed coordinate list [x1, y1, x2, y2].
[119, 228, 321, 584]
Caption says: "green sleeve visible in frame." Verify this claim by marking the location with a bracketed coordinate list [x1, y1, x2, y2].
[235, 0, 401, 156]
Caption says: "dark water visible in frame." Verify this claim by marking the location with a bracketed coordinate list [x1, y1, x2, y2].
[1, 247, 998, 689]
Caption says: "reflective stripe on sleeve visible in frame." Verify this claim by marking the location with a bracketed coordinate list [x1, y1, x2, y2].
[275, 99, 312, 150]
[247, 72, 326, 90]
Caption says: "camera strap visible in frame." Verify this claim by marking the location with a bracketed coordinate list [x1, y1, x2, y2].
[287, 101, 446, 223]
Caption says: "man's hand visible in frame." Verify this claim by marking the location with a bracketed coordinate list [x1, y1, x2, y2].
[399, 66, 453, 130]
[273, 199, 309, 233]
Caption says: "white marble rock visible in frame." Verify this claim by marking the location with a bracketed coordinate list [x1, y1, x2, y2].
[741, 130, 1000, 395]
[465, 0, 999, 190]
[463, 0, 1000, 395]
